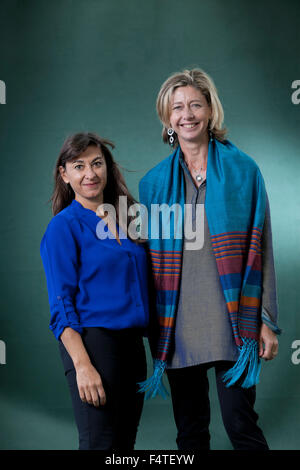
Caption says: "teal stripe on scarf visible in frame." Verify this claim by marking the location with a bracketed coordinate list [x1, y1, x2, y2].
[138, 139, 266, 399]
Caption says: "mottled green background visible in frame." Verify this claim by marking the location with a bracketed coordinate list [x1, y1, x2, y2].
[0, 0, 299, 450]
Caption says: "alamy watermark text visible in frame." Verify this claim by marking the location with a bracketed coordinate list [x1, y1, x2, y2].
[0, 80, 6, 104]
[0, 340, 6, 364]
[291, 80, 300, 104]
[95, 197, 205, 250]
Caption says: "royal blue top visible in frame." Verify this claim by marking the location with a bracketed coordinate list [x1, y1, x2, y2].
[40, 199, 150, 340]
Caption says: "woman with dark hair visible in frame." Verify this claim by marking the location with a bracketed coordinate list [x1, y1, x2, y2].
[40, 132, 149, 450]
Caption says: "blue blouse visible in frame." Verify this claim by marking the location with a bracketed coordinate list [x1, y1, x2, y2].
[40, 199, 149, 340]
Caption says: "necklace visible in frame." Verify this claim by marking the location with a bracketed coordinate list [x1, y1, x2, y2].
[194, 168, 204, 183]
[188, 162, 207, 182]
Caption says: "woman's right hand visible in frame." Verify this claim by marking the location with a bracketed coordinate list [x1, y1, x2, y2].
[60, 327, 107, 408]
[75, 362, 106, 407]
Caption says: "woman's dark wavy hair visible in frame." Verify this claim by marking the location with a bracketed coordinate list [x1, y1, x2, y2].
[51, 132, 138, 237]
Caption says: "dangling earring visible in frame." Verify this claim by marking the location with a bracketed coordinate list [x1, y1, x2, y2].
[208, 121, 213, 142]
[167, 128, 175, 146]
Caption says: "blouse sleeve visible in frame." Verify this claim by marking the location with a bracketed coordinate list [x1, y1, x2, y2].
[40, 214, 83, 340]
[261, 194, 282, 335]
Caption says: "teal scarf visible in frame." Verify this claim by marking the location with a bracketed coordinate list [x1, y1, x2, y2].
[138, 138, 266, 399]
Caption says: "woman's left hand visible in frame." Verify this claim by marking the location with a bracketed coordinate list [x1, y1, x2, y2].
[258, 323, 278, 361]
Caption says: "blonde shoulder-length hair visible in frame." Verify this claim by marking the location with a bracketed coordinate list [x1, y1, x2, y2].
[156, 68, 227, 145]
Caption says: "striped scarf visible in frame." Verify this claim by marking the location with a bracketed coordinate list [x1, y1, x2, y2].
[138, 138, 266, 399]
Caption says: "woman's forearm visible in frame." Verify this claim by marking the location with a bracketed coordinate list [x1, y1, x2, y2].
[60, 327, 91, 369]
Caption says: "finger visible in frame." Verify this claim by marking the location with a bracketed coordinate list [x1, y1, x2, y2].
[78, 386, 86, 402]
[262, 350, 271, 360]
[262, 342, 273, 360]
[266, 339, 278, 360]
[84, 389, 93, 405]
[90, 386, 100, 407]
[98, 384, 106, 406]
[258, 337, 264, 357]
[270, 346, 278, 360]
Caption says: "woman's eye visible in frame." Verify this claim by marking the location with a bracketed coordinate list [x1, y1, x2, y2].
[93, 161, 103, 167]
[75, 165, 83, 170]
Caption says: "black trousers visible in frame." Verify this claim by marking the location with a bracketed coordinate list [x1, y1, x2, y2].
[59, 327, 147, 451]
[166, 361, 269, 450]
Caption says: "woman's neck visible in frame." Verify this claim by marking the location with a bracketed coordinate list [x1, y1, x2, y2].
[75, 195, 104, 213]
[179, 136, 209, 169]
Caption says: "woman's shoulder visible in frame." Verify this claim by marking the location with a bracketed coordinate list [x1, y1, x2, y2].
[42, 202, 79, 241]
[140, 150, 176, 186]
[220, 139, 261, 172]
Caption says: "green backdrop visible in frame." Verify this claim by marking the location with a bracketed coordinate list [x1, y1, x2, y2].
[0, 0, 299, 450]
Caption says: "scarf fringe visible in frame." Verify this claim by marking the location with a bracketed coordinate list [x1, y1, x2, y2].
[222, 338, 261, 388]
[137, 359, 169, 400]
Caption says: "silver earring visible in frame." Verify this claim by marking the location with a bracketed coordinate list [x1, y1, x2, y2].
[208, 121, 213, 142]
[167, 128, 175, 146]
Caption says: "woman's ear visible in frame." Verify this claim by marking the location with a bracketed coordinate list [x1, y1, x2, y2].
[59, 165, 70, 184]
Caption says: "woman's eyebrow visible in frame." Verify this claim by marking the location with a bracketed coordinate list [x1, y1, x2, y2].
[91, 155, 104, 162]
[71, 155, 104, 164]
[172, 99, 203, 105]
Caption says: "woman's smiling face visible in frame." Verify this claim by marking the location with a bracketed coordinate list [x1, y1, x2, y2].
[59, 145, 107, 207]
[169, 85, 212, 145]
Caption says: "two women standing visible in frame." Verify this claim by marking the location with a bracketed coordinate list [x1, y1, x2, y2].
[40, 68, 280, 450]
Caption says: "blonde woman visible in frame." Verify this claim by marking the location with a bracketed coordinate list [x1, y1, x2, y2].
[138, 69, 281, 450]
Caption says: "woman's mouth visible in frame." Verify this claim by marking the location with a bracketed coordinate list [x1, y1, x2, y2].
[83, 182, 99, 187]
[181, 123, 199, 128]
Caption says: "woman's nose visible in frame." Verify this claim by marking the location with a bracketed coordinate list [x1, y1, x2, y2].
[183, 106, 194, 119]
[84, 166, 97, 178]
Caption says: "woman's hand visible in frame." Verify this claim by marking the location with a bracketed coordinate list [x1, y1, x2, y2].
[258, 323, 278, 361]
[76, 362, 106, 407]
[60, 327, 106, 407]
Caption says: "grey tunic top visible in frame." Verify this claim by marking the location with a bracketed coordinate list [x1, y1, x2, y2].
[166, 156, 280, 369]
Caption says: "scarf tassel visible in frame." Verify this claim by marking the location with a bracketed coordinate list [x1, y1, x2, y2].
[137, 359, 169, 400]
[222, 338, 261, 388]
